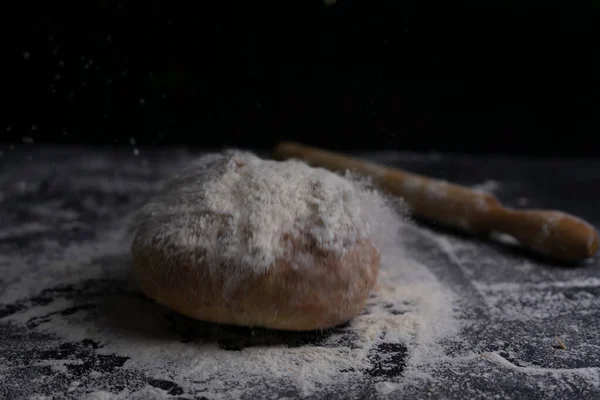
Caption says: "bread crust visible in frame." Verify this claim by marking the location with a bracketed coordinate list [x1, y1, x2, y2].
[132, 232, 380, 331]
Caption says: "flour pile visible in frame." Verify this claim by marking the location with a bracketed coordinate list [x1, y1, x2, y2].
[0, 150, 461, 399]
[129, 150, 391, 275]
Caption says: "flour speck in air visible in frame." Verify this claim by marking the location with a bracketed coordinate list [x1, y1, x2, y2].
[472, 179, 500, 194]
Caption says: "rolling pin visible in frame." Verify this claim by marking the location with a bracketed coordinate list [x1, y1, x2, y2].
[273, 141, 599, 263]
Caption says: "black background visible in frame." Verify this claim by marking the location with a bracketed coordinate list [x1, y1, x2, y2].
[4, 0, 600, 155]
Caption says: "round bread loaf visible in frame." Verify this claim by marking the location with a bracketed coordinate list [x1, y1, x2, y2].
[130, 151, 381, 331]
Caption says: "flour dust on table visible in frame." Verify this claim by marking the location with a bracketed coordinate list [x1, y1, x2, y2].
[0, 150, 459, 399]
[0, 222, 460, 399]
[2, 148, 600, 399]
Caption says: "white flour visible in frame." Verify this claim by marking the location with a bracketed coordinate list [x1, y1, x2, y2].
[6, 150, 599, 399]
[130, 150, 390, 276]
[3, 221, 459, 399]
[1, 151, 461, 399]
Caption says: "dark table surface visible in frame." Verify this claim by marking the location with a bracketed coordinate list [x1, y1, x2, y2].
[1, 146, 599, 400]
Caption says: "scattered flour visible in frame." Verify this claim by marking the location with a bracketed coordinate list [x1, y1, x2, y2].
[0, 222, 51, 240]
[483, 351, 600, 380]
[2, 220, 460, 399]
[1, 151, 461, 399]
[3, 149, 599, 399]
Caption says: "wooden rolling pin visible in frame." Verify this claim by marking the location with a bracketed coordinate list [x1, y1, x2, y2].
[273, 141, 599, 263]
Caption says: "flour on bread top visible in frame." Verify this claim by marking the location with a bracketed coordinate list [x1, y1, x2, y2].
[130, 150, 383, 274]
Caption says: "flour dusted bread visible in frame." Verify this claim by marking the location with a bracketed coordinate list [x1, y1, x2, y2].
[130, 151, 384, 331]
